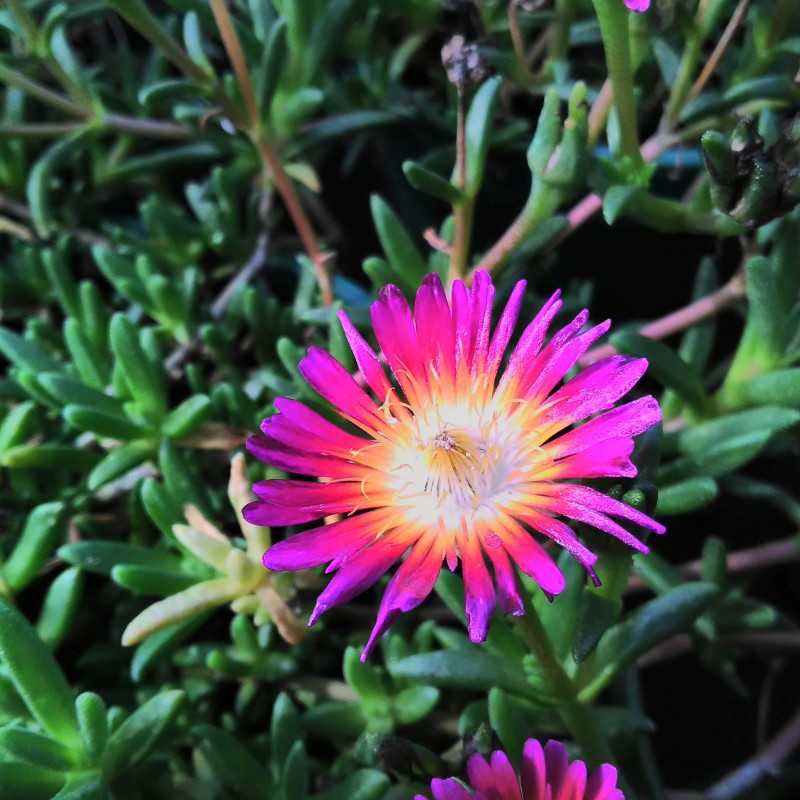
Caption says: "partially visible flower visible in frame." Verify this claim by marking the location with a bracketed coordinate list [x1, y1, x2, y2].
[414, 739, 624, 800]
[624, 0, 650, 11]
[245, 272, 664, 659]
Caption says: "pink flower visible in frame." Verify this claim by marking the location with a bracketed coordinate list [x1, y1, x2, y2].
[245, 272, 664, 660]
[415, 739, 624, 800]
[624, 0, 650, 11]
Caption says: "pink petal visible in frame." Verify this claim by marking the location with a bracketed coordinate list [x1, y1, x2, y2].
[493, 516, 566, 595]
[299, 347, 385, 430]
[586, 764, 621, 800]
[485, 279, 527, 383]
[262, 508, 395, 571]
[458, 529, 497, 644]
[429, 779, 475, 800]
[273, 397, 368, 452]
[242, 500, 321, 527]
[523, 319, 611, 405]
[336, 310, 393, 402]
[544, 740, 570, 795]
[518, 511, 599, 582]
[555, 761, 588, 800]
[246, 433, 357, 478]
[479, 531, 523, 615]
[548, 396, 661, 459]
[624, 0, 650, 11]
[468, 271, 496, 378]
[536, 356, 648, 433]
[414, 273, 456, 384]
[533, 495, 649, 554]
[521, 739, 547, 800]
[309, 532, 413, 625]
[451, 278, 473, 375]
[543, 438, 637, 480]
[371, 284, 426, 397]
[363, 534, 444, 659]
[540, 484, 665, 535]
[248, 480, 386, 525]
[498, 289, 562, 395]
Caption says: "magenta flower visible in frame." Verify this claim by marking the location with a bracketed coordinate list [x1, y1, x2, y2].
[624, 0, 650, 11]
[245, 272, 664, 659]
[414, 739, 624, 800]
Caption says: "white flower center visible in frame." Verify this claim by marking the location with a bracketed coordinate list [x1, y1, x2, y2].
[387, 403, 526, 528]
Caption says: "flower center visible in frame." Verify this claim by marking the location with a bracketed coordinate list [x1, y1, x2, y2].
[388, 407, 523, 527]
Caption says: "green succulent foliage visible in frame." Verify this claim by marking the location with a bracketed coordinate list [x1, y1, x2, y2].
[1, 0, 800, 797]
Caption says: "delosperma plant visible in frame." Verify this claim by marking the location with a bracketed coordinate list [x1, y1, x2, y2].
[0, 1, 799, 799]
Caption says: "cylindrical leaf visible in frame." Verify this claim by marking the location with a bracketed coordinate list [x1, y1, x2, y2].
[36, 567, 85, 650]
[0, 600, 81, 750]
[3, 502, 67, 594]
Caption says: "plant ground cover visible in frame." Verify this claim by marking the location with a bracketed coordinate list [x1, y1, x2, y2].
[0, 1, 799, 798]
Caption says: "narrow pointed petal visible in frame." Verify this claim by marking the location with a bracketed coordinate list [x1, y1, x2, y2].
[262, 508, 396, 571]
[299, 347, 385, 431]
[310, 533, 413, 625]
[521, 739, 547, 800]
[337, 310, 394, 401]
[363, 534, 443, 658]
[458, 529, 497, 643]
[586, 764, 621, 800]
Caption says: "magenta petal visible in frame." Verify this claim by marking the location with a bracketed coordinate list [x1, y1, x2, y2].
[309, 534, 411, 625]
[262, 508, 394, 571]
[246, 433, 356, 478]
[548, 484, 665, 535]
[242, 500, 321, 527]
[429, 778, 474, 800]
[521, 739, 547, 800]
[458, 530, 497, 643]
[336, 310, 394, 402]
[549, 437, 637, 480]
[480, 536, 523, 616]
[485, 279, 527, 381]
[586, 764, 621, 800]
[537, 496, 649, 554]
[371, 283, 425, 391]
[521, 512, 599, 580]
[551, 395, 661, 458]
[523, 319, 611, 404]
[499, 289, 562, 393]
[415, 273, 456, 382]
[556, 761, 588, 800]
[544, 740, 570, 795]
[363, 535, 443, 659]
[496, 518, 566, 595]
[489, 751, 523, 799]
[299, 347, 384, 430]
[624, 0, 650, 11]
[468, 271, 496, 377]
[539, 356, 649, 431]
[272, 397, 368, 452]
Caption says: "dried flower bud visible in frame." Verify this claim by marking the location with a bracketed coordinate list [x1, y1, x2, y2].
[441, 34, 487, 89]
[703, 114, 800, 228]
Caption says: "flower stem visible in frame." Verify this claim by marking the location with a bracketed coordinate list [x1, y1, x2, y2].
[449, 91, 472, 284]
[467, 185, 555, 280]
[590, 0, 642, 163]
[515, 594, 614, 766]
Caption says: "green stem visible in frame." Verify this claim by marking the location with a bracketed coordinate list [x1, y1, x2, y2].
[0, 62, 86, 118]
[449, 91, 471, 283]
[6, 0, 38, 49]
[468, 185, 556, 279]
[548, 0, 576, 64]
[515, 594, 614, 766]
[591, 0, 641, 163]
[666, 31, 703, 125]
